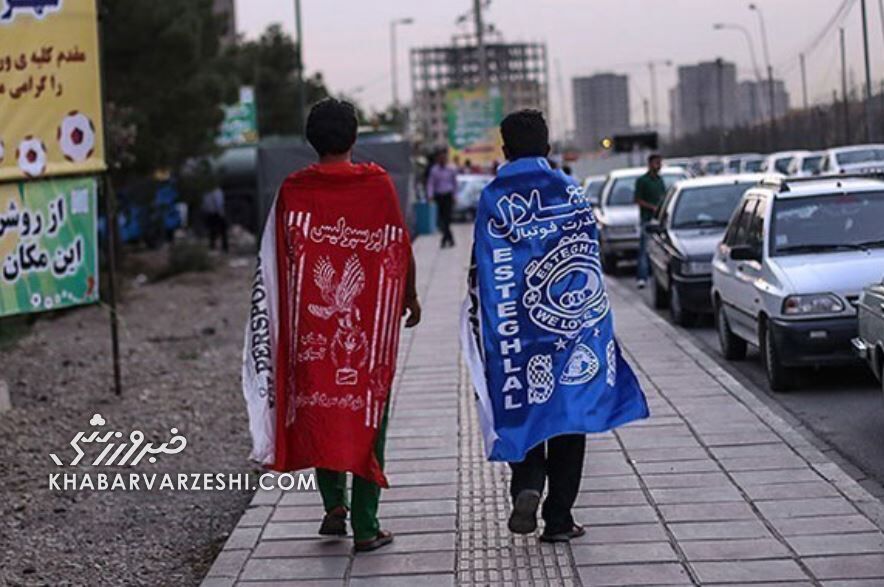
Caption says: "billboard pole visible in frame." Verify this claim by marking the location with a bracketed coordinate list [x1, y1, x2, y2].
[97, 0, 123, 396]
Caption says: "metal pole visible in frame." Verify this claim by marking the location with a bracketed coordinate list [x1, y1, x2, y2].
[717, 58, 726, 153]
[294, 0, 305, 133]
[390, 21, 398, 107]
[473, 0, 487, 85]
[96, 2, 122, 396]
[800, 53, 809, 110]
[840, 27, 851, 143]
[861, 0, 874, 142]
[750, 4, 778, 144]
[643, 98, 650, 130]
[648, 62, 659, 129]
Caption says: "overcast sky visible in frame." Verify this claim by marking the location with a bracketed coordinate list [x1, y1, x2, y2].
[234, 0, 884, 138]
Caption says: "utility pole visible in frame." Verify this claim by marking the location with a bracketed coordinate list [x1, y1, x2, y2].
[840, 27, 851, 143]
[648, 62, 659, 129]
[294, 0, 305, 133]
[716, 58, 726, 153]
[860, 0, 874, 142]
[473, 0, 487, 86]
[643, 98, 650, 130]
[800, 53, 809, 110]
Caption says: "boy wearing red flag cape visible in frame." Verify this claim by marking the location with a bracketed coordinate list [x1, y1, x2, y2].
[243, 98, 421, 552]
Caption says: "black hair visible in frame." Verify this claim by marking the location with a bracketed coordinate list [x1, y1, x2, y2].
[500, 109, 549, 160]
[562, 165, 573, 176]
[648, 153, 662, 164]
[305, 98, 358, 156]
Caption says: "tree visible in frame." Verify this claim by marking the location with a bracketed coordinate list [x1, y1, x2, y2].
[101, 0, 233, 178]
[224, 24, 330, 138]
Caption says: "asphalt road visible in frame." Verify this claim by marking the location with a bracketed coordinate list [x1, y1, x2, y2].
[612, 272, 884, 499]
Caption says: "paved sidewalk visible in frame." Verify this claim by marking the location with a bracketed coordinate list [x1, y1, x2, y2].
[204, 225, 884, 586]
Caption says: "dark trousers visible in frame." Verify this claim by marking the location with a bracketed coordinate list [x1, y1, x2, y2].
[435, 193, 454, 246]
[204, 212, 228, 252]
[509, 434, 586, 533]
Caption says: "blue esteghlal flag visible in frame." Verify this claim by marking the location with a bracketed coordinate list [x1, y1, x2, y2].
[461, 157, 649, 462]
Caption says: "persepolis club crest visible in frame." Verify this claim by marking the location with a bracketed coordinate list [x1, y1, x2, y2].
[522, 233, 609, 338]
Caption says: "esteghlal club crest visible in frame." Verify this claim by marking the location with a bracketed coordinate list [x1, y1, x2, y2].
[522, 233, 610, 338]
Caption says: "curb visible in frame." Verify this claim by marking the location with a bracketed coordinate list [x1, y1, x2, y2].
[608, 277, 884, 534]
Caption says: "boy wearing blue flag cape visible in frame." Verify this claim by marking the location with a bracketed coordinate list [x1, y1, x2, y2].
[462, 110, 649, 542]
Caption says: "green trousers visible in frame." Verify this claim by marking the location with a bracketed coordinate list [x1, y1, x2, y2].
[316, 403, 390, 541]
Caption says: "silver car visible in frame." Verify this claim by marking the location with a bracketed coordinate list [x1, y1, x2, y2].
[594, 166, 689, 274]
[853, 278, 884, 395]
[712, 175, 884, 391]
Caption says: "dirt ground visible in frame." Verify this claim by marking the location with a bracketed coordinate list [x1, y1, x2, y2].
[0, 245, 258, 586]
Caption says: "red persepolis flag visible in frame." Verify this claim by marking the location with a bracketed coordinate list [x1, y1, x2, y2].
[242, 162, 410, 487]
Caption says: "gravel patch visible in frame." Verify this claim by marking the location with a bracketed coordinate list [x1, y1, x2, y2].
[0, 250, 257, 586]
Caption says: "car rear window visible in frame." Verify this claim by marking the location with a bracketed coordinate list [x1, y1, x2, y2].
[771, 190, 884, 255]
[835, 148, 884, 166]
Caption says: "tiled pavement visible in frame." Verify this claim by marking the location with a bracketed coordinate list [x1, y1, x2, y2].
[204, 225, 884, 586]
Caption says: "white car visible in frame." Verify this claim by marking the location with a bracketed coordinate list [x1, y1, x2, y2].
[454, 173, 493, 220]
[760, 150, 811, 175]
[711, 175, 884, 391]
[594, 166, 690, 273]
[581, 174, 606, 206]
[723, 153, 762, 174]
[786, 151, 824, 177]
[740, 155, 766, 173]
[819, 144, 884, 175]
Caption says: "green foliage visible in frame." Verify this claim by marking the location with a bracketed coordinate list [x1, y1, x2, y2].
[223, 24, 330, 137]
[101, 0, 233, 177]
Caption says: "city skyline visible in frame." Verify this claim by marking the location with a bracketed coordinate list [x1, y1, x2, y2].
[234, 0, 884, 139]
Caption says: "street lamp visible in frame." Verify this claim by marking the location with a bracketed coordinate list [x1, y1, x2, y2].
[748, 3, 778, 142]
[390, 17, 414, 108]
[712, 23, 762, 83]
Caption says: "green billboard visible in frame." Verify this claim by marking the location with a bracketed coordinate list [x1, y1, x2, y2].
[0, 176, 99, 317]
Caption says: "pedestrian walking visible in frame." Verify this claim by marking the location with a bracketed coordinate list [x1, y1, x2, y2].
[242, 98, 421, 553]
[634, 154, 666, 289]
[426, 150, 458, 248]
[462, 109, 649, 542]
[200, 177, 228, 253]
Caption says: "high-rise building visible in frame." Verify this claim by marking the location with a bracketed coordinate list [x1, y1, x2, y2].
[737, 79, 790, 126]
[410, 41, 548, 148]
[213, 0, 237, 47]
[572, 73, 631, 151]
[673, 59, 738, 137]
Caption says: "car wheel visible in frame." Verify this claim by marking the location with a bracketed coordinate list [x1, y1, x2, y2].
[650, 268, 668, 309]
[601, 252, 618, 275]
[715, 300, 747, 361]
[669, 282, 696, 327]
[761, 322, 794, 392]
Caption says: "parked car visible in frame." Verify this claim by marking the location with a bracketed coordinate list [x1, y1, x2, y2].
[740, 155, 766, 173]
[786, 151, 824, 177]
[595, 166, 690, 273]
[723, 153, 762, 174]
[453, 173, 492, 221]
[853, 277, 884, 394]
[582, 174, 606, 205]
[819, 144, 884, 174]
[700, 157, 726, 176]
[711, 175, 884, 391]
[646, 174, 766, 325]
[761, 150, 811, 175]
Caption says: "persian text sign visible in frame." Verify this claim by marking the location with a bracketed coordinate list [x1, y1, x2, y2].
[0, 0, 106, 181]
[0, 175, 99, 316]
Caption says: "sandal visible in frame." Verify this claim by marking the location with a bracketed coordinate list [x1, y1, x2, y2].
[354, 530, 394, 552]
[318, 506, 348, 536]
[540, 524, 586, 543]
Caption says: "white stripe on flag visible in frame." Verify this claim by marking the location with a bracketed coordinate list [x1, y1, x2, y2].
[365, 389, 372, 428]
[369, 267, 385, 370]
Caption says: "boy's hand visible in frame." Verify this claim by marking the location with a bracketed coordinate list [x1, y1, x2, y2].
[402, 297, 422, 328]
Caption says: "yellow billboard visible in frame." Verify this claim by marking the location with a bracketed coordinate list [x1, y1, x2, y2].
[0, 0, 105, 181]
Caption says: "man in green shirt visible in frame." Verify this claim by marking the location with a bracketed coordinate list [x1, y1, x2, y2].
[634, 154, 666, 289]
